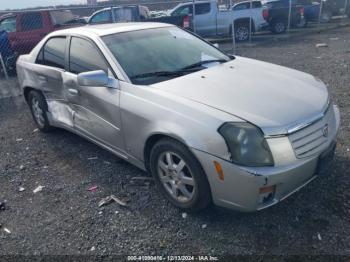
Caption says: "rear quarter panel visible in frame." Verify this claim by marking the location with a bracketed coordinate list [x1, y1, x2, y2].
[17, 55, 32, 90]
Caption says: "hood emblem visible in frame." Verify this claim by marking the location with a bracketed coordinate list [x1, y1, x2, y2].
[322, 124, 329, 137]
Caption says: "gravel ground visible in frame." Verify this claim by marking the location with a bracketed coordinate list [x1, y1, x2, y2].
[0, 26, 350, 259]
[0, 78, 20, 99]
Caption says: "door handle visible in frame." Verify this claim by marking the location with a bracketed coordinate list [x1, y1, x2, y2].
[68, 88, 79, 95]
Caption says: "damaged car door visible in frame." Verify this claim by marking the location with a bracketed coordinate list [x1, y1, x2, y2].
[35, 36, 75, 127]
[63, 36, 126, 156]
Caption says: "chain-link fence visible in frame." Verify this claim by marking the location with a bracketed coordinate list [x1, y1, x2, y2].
[0, 0, 349, 79]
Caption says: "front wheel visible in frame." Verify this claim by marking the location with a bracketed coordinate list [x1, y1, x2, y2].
[149, 138, 211, 212]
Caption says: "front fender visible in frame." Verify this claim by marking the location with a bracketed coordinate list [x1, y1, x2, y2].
[119, 82, 241, 162]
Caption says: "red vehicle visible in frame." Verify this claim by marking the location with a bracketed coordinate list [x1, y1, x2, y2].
[0, 10, 82, 56]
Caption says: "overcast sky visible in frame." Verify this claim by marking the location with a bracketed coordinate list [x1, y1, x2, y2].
[0, 0, 86, 10]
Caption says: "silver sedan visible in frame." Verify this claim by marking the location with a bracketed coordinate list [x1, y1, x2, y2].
[16, 23, 340, 212]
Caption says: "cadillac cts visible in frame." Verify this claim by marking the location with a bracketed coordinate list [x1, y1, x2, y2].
[17, 23, 340, 212]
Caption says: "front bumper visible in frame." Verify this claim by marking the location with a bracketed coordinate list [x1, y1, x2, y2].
[193, 141, 336, 212]
[192, 105, 340, 212]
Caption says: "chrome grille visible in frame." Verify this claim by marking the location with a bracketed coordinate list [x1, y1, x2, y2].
[289, 106, 335, 158]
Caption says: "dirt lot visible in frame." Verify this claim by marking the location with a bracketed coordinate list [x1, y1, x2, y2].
[0, 26, 350, 259]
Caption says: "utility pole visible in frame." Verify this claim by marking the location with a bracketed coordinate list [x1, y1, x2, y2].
[192, 0, 196, 33]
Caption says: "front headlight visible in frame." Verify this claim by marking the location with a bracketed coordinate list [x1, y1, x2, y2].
[218, 122, 274, 167]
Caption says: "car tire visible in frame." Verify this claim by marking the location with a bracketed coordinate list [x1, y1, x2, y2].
[271, 20, 287, 34]
[27, 90, 54, 132]
[5, 57, 17, 76]
[149, 138, 211, 212]
[235, 24, 250, 42]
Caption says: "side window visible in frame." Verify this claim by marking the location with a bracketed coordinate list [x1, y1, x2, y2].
[0, 17, 17, 33]
[172, 5, 193, 16]
[36, 37, 66, 69]
[181, 6, 192, 15]
[90, 10, 112, 24]
[20, 13, 43, 31]
[69, 37, 108, 74]
[252, 1, 262, 8]
[113, 8, 134, 22]
[234, 3, 250, 10]
[271, 2, 285, 8]
[195, 3, 211, 15]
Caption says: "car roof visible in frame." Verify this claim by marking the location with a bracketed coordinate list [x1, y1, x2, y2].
[177, 0, 212, 5]
[53, 22, 173, 37]
[0, 13, 16, 19]
[95, 5, 139, 11]
[0, 10, 64, 20]
[235, 0, 261, 4]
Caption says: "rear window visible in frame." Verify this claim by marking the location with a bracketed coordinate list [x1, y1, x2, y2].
[195, 3, 211, 15]
[253, 1, 263, 8]
[233, 1, 262, 10]
[36, 37, 66, 69]
[234, 3, 250, 10]
[113, 7, 137, 22]
[171, 5, 193, 16]
[20, 13, 43, 31]
[89, 10, 112, 24]
[171, 3, 210, 16]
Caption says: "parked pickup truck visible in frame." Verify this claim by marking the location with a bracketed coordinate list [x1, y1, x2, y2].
[88, 5, 191, 29]
[262, 0, 307, 33]
[169, 0, 268, 41]
[0, 10, 82, 56]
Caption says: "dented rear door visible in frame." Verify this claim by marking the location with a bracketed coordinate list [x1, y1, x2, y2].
[34, 36, 74, 127]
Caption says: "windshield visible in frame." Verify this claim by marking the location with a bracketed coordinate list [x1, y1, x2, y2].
[0, 17, 16, 33]
[50, 10, 76, 26]
[102, 27, 230, 85]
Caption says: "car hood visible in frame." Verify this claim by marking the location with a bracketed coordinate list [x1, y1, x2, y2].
[151, 56, 329, 136]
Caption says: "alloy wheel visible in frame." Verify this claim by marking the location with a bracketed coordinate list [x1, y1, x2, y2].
[31, 97, 45, 128]
[157, 151, 196, 203]
[274, 22, 285, 33]
[236, 26, 249, 41]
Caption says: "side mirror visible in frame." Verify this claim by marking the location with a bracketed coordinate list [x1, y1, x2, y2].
[227, 54, 235, 59]
[213, 43, 219, 48]
[77, 70, 119, 89]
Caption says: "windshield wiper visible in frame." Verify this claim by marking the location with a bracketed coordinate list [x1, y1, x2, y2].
[130, 69, 196, 80]
[130, 59, 229, 80]
[182, 59, 229, 70]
